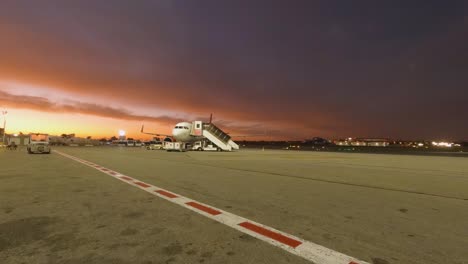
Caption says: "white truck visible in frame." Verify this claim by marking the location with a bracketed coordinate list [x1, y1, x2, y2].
[27, 133, 51, 154]
[146, 140, 163, 150]
[191, 140, 220, 151]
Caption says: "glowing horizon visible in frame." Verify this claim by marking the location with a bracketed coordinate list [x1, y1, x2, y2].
[0, 80, 318, 141]
[0, 109, 168, 140]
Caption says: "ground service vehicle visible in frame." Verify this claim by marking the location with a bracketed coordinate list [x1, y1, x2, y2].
[134, 140, 143, 147]
[191, 140, 220, 151]
[27, 133, 51, 154]
[164, 141, 186, 152]
[146, 140, 163, 150]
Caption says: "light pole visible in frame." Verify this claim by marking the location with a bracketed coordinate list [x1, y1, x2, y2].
[1, 110, 7, 144]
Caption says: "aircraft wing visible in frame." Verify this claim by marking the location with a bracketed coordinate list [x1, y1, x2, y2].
[140, 125, 172, 137]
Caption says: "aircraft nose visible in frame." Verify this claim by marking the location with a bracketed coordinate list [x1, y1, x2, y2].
[172, 129, 183, 138]
[172, 129, 184, 141]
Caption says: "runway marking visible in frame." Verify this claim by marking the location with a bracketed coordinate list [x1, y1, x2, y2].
[186, 201, 222, 216]
[239, 221, 302, 248]
[135, 182, 151, 188]
[155, 190, 178, 198]
[55, 150, 370, 264]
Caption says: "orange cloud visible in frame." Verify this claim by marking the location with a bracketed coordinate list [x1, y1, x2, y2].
[0, 90, 184, 125]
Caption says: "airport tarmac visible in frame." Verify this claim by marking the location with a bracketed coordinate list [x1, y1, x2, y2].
[1, 147, 467, 264]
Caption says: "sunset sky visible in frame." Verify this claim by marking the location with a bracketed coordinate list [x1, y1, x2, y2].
[1, 1, 467, 140]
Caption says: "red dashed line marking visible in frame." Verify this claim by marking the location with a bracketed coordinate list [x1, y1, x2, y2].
[186, 201, 222, 216]
[120, 176, 133, 181]
[55, 150, 369, 264]
[155, 190, 178, 198]
[239, 222, 302, 248]
[135, 182, 151, 188]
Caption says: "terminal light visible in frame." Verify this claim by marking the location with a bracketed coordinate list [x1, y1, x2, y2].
[432, 141, 453, 147]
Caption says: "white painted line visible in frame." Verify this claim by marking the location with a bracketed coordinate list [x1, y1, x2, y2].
[55, 150, 369, 264]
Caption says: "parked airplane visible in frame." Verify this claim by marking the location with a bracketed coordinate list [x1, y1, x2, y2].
[141, 114, 240, 151]
[141, 121, 202, 143]
[140, 114, 212, 143]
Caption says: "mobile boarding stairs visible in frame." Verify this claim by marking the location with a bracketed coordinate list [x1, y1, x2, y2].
[191, 121, 239, 151]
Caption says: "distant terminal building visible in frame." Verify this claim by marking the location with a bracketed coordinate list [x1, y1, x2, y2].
[359, 138, 391, 147]
[1, 132, 100, 147]
[334, 138, 390, 147]
[5, 133, 31, 146]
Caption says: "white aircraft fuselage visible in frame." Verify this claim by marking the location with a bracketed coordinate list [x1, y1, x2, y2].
[172, 122, 203, 143]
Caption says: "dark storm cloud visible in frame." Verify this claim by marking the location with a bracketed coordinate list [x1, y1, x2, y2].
[0, 0, 467, 139]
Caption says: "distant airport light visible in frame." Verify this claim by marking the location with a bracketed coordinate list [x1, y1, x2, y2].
[432, 141, 453, 147]
[119, 130, 126, 137]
